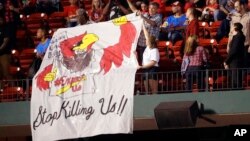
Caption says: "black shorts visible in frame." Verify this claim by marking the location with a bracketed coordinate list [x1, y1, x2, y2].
[143, 67, 159, 80]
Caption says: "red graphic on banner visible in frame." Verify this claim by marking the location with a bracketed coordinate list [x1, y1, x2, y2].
[36, 16, 137, 92]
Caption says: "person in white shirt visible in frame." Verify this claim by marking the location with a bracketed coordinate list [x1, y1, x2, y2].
[138, 24, 160, 94]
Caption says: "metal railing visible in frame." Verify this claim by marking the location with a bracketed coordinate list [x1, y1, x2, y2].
[0, 79, 31, 102]
[1, 68, 250, 102]
[135, 68, 250, 95]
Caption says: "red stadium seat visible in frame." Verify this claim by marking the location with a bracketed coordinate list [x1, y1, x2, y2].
[0, 87, 24, 102]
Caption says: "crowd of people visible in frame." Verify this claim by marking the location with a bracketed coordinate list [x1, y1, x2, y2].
[0, 0, 250, 94]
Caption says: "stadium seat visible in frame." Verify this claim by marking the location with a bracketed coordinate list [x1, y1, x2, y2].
[18, 48, 37, 71]
[9, 66, 21, 76]
[48, 12, 66, 29]
[206, 21, 222, 38]
[198, 38, 217, 47]
[0, 87, 24, 102]
[172, 40, 183, 61]
[217, 37, 229, 59]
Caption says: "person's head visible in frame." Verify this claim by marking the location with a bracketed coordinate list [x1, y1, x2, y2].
[233, 22, 243, 32]
[146, 35, 157, 48]
[76, 9, 89, 25]
[186, 7, 196, 19]
[135, 1, 142, 9]
[171, 1, 182, 14]
[92, 0, 102, 9]
[69, 0, 77, 6]
[234, 0, 248, 13]
[148, 2, 159, 16]
[209, 0, 217, 5]
[141, 2, 148, 12]
[36, 27, 48, 39]
[184, 35, 198, 55]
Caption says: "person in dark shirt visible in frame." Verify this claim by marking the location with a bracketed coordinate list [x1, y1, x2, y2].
[106, 0, 130, 20]
[0, 0, 22, 50]
[0, 16, 11, 80]
[224, 22, 246, 89]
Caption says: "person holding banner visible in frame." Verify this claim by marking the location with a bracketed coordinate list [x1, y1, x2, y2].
[127, 0, 162, 65]
[28, 27, 51, 78]
[138, 24, 160, 94]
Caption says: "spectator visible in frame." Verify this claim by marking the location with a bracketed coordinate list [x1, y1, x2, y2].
[224, 23, 245, 89]
[151, 0, 167, 14]
[0, 16, 11, 80]
[89, 0, 105, 23]
[216, 0, 236, 21]
[140, 1, 148, 14]
[64, 0, 79, 27]
[185, 8, 199, 39]
[0, 0, 22, 50]
[35, 27, 51, 59]
[28, 27, 51, 78]
[77, 0, 85, 9]
[161, 1, 187, 43]
[193, 0, 206, 18]
[138, 24, 160, 94]
[201, 0, 219, 21]
[215, 0, 236, 41]
[227, 0, 250, 67]
[106, 0, 130, 20]
[36, 0, 58, 14]
[182, 35, 208, 91]
[76, 8, 90, 25]
[22, 0, 37, 15]
[127, 0, 162, 64]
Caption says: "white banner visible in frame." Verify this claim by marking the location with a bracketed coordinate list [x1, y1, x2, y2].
[31, 14, 142, 141]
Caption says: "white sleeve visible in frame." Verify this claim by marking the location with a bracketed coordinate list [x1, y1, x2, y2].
[150, 49, 160, 63]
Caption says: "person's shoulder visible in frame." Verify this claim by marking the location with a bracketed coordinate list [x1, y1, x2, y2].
[181, 14, 186, 18]
[167, 15, 174, 20]
[239, 32, 246, 38]
[151, 47, 159, 52]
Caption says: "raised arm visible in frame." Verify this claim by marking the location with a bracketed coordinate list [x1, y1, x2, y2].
[127, 0, 138, 13]
[142, 23, 149, 41]
[102, 0, 111, 19]
[117, 2, 131, 15]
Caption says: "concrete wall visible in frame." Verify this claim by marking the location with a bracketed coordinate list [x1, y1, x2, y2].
[1, 90, 250, 126]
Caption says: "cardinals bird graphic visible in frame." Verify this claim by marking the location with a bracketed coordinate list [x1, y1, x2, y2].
[36, 16, 137, 91]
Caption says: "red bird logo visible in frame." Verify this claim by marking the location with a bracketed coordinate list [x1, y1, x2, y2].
[36, 16, 137, 91]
